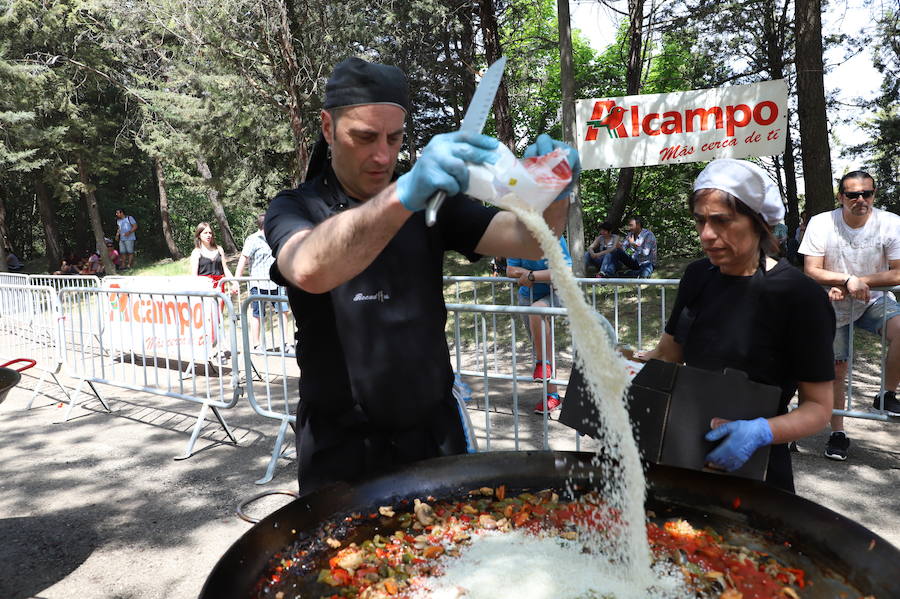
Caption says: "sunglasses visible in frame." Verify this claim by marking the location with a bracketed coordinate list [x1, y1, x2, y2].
[842, 190, 874, 200]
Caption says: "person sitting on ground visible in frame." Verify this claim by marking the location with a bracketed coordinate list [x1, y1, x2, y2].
[80, 250, 101, 275]
[53, 260, 78, 275]
[5, 248, 23, 271]
[190, 221, 233, 286]
[507, 235, 573, 415]
[600, 216, 657, 278]
[583, 221, 620, 276]
[105, 239, 121, 270]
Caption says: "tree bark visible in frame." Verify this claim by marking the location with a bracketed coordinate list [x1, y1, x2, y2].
[195, 157, 239, 254]
[782, 125, 801, 233]
[154, 157, 183, 260]
[277, 0, 308, 185]
[556, 0, 585, 276]
[608, 0, 644, 229]
[795, 0, 834, 216]
[35, 178, 65, 271]
[0, 194, 9, 273]
[478, 0, 515, 150]
[77, 156, 117, 275]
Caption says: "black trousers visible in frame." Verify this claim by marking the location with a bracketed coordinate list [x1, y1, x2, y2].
[295, 397, 467, 495]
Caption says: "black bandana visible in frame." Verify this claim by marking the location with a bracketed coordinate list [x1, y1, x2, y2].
[324, 57, 410, 113]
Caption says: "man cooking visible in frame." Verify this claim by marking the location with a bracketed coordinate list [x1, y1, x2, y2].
[265, 57, 578, 493]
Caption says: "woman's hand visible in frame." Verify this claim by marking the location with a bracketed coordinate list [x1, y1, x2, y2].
[704, 417, 773, 472]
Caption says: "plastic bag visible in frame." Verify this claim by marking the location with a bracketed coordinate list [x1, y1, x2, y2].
[466, 144, 572, 213]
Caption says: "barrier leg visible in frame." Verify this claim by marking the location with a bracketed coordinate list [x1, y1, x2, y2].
[61, 378, 87, 422]
[175, 401, 210, 460]
[25, 370, 50, 410]
[255, 417, 292, 485]
[87, 381, 111, 413]
[211, 405, 237, 444]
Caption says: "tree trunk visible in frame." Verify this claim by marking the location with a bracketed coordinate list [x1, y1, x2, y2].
[195, 157, 239, 254]
[556, 0, 585, 276]
[795, 0, 834, 216]
[154, 157, 183, 259]
[35, 178, 65, 271]
[782, 125, 801, 233]
[278, 0, 308, 185]
[78, 156, 117, 275]
[0, 194, 8, 273]
[608, 0, 644, 228]
[478, 0, 515, 150]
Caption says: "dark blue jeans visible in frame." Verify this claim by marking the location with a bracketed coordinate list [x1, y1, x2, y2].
[600, 248, 654, 278]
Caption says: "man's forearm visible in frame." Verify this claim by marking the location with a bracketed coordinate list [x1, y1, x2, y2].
[277, 183, 412, 293]
[860, 270, 900, 289]
[804, 263, 855, 287]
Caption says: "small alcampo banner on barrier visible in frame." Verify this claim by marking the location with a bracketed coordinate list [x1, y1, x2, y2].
[103, 277, 221, 362]
[575, 79, 788, 170]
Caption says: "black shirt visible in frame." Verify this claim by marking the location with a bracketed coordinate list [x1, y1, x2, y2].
[664, 258, 835, 490]
[265, 167, 499, 432]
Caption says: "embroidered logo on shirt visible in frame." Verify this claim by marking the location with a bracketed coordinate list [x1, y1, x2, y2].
[353, 291, 390, 302]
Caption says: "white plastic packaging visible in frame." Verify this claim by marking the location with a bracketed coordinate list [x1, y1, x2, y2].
[465, 144, 573, 212]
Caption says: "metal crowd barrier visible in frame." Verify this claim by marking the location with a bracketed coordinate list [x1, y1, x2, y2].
[239, 294, 297, 484]
[28, 273, 101, 292]
[0, 272, 29, 286]
[836, 284, 899, 422]
[56, 286, 243, 459]
[0, 283, 70, 404]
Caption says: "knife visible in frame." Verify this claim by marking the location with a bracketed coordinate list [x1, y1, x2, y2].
[425, 56, 508, 227]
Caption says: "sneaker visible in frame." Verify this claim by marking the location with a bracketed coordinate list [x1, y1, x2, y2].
[872, 390, 900, 417]
[532, 361, 553, 381]
[824, 431, 850, 461]
[789, 441, 799, 453]
[534, 393, 562, 415]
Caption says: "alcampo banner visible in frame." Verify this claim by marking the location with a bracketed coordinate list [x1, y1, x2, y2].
[575, 80, 788, 170]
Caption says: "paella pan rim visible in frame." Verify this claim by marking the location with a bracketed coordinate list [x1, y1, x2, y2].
[200, 450, 900, 598]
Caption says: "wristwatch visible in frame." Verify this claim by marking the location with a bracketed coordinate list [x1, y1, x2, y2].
[527, 271, 535, 282]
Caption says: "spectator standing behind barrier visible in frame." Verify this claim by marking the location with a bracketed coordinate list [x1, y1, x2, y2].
[114, 209, 137, 270]
[190, 222, 233, 287]
[236, 214, 287, 350]
[601, 217, 657, 278]
[800, 170, 900, 461]
[263, 57, 577, 494]
[507, 236, 572, 415]
[584, 221, 620, 276]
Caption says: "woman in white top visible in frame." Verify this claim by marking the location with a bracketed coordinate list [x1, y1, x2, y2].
[190, 222, 233, 283]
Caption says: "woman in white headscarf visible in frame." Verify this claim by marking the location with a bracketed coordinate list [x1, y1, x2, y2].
[642, 159, 834, 492]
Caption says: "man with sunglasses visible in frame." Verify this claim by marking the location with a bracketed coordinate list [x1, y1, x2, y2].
[800, 171, 900, 461]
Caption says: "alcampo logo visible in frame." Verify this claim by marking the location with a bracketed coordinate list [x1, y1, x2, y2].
[584, 98, 779, 141]
[108, 283, 206, 335]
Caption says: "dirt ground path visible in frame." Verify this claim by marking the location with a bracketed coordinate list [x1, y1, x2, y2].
[1, 371, 898, 599]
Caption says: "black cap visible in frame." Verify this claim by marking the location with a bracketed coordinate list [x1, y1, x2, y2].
[324, 57, 410, 113]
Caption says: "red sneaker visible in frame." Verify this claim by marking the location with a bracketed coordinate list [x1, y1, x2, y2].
[534, 393, 562, 415]
[532, 361, 553, 381]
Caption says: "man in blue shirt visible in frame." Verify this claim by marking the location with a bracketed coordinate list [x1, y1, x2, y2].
[507, 236, 572, 414]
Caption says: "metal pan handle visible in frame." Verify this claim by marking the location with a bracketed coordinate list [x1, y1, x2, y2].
[0, 359, 36, 372]
[235, 490, 300, 524]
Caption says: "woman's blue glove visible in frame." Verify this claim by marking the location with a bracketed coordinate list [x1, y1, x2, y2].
[523, 133, 581, 202]
[396, 131, 500, 212]
[704, 417, 773, 472]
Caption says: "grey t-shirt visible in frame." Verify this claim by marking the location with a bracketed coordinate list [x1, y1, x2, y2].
[241, 230, 278, 290]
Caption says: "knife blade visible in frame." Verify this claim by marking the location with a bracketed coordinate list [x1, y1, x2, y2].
[425, 56, 507, 227]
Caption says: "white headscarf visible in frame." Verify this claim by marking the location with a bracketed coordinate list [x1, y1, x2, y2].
[693, 159, 785, 225]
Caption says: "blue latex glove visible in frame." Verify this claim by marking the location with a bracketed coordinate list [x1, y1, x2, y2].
[396, 131, 500, 212]
[704, 417, 773, 472]
[523, 133, 581, 202]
